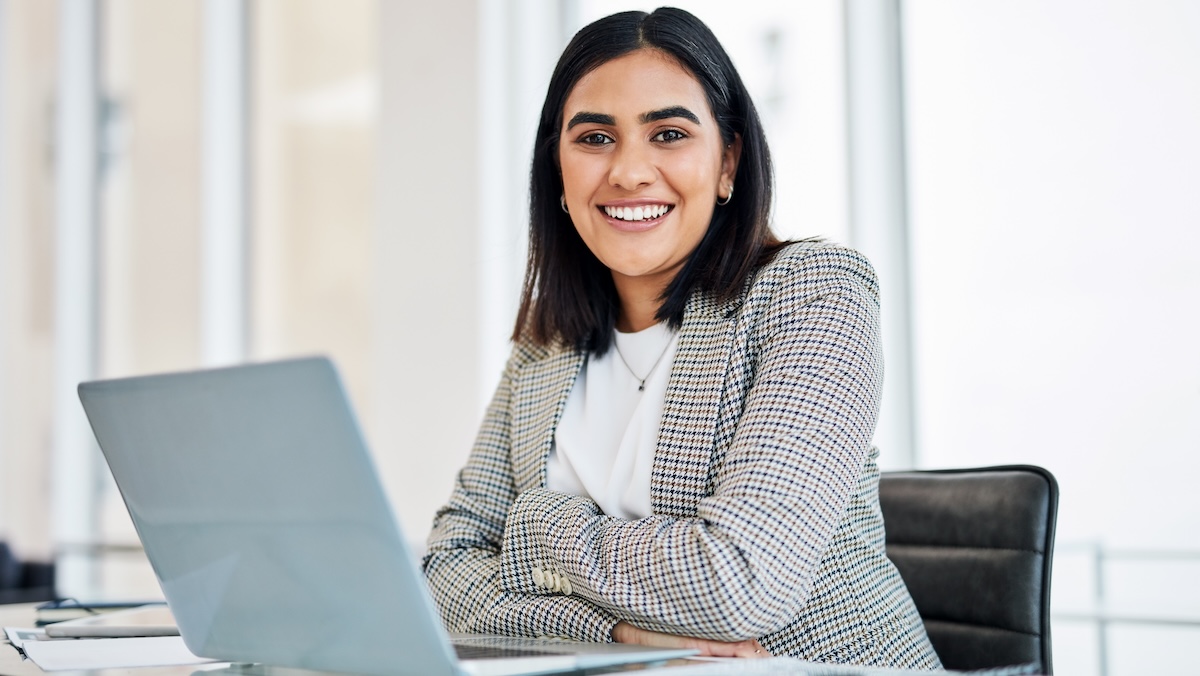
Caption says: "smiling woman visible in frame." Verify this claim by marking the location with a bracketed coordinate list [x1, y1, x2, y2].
[423, 7, 942, 669]
[559, 49, 739, 333]
[513, 9, 781, 358]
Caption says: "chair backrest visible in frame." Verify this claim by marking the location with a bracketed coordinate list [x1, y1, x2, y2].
[0, 541, 57, 605]
[878, 465, 1058, 673]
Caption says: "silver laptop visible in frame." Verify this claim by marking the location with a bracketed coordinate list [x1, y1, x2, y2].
[78, 357, 694, 676]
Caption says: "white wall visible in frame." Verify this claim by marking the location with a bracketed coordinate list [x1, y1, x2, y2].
[374, 0, 485, 544]
[0, 1, 58, 561]
[372, 0, 568, 545]
[904, 2, 1200, 674]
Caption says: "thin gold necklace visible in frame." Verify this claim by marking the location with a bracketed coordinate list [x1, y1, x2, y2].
[612, 333, 673, 392]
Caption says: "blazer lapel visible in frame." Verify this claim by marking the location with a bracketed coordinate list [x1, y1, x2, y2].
[509, 346, 585, 493]
[651, 293, 738, 517]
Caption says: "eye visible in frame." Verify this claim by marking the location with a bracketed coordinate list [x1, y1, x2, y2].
[578, 132, 614, 146]
[652, 128, 688, 143]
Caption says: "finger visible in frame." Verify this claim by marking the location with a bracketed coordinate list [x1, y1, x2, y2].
[746, 640, 771, 658]
[688, 638, 761, 658]
[690, 642, 735, 657]
[615, 622, 769, 659]
[700, 639, 769, 658]
[727, 640, 767, 658]
[614, 622, 692, 650]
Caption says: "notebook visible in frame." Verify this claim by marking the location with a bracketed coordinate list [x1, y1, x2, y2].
[44, 604, 179, 638]
[78, 356, 695, 676]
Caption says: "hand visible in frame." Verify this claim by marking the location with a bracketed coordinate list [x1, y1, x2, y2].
[611, 621, 770, 658]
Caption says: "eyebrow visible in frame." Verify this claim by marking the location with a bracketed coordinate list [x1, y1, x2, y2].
[565, 106, 701, 130]
[640, 106, 700, 125]
[566, 112, 615, 129]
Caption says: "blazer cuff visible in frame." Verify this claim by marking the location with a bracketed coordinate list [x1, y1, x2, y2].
[499, 488, 600, 599]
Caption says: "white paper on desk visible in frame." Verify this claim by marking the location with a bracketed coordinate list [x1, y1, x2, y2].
[4, 626, 47, 650]
[22, 636, 219, 671]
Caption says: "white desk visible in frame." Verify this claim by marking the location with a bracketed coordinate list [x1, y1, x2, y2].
[4, 603, 1000, 676]
[2, 603, 700, 676]
[1, 603, 197, 676]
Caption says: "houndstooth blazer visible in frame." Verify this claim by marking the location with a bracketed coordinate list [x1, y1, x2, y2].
[423, 241, 942, 669]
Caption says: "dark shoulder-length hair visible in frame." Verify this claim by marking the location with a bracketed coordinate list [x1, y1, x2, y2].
[513, 7, 781, 354]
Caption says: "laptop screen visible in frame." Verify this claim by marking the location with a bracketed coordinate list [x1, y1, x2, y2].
[80, 357, 460, 676]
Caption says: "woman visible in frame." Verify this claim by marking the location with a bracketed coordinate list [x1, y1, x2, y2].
[424, 7, 941, 669]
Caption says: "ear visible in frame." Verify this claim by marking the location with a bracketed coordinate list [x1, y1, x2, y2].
[719, 133, 743, 198]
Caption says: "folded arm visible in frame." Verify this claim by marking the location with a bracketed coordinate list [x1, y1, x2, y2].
[423, 356, 620, 642]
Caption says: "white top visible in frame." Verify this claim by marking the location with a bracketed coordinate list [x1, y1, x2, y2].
[546, 322, 679, 520]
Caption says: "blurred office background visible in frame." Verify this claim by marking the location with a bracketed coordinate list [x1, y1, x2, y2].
[1, 0, 1197, 673]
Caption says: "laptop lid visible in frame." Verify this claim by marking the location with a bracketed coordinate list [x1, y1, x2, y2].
[78, 357, 693, 676]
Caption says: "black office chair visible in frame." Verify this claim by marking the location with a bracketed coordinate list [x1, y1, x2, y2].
[0, 541, 57, 604]
[878, 465, 1058, 674]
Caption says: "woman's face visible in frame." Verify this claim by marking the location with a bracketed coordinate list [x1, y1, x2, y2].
[558, 48, 739, 296]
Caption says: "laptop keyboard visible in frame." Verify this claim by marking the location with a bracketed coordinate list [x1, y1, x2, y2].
[453, 644, 561, 660]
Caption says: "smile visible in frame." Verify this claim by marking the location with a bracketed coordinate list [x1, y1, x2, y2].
[602, 204, 672, 222]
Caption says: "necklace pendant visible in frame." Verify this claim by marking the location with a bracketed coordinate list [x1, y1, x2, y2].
[613, 329, 673, 396]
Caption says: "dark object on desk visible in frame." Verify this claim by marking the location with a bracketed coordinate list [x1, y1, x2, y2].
[35, 598, 167, 625]
[879, 465, 1058, 674]
[0, 541, 56, 605]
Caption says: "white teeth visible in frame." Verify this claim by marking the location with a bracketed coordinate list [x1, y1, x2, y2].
[604, 205, 670, 221]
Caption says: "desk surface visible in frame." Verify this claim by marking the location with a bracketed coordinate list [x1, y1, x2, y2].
[0, 603, 193, 676]
[3, 603, 1002, 676]
[0, 603, 699, 676]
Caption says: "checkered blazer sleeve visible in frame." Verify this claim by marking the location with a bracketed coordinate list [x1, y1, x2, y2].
[496, 247, 886, 641]
[422, 355, 620, 641]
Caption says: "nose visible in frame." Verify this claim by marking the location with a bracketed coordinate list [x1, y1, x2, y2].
[607, 141, 656, 191]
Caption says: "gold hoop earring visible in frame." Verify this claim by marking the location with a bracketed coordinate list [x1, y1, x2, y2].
[560, 194, 569, 214]
[717, 185, 733, 206]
